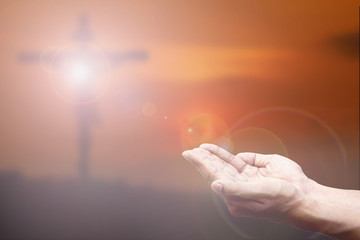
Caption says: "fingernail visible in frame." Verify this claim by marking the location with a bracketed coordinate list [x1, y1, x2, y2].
[212, 182, 223, 194]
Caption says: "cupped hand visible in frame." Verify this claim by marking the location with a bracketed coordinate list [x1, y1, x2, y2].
[182, 144, 313, 221]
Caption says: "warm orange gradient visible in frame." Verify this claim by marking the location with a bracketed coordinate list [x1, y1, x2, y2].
[0, 0, 358, 192]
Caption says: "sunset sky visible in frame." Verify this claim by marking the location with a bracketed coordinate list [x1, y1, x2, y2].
[0, 0, 358, 192]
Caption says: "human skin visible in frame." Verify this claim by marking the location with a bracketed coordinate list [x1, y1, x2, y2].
[182, 143, 360, 240]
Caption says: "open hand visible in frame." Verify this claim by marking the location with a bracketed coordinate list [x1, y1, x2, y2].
[182, 144, 312, 221]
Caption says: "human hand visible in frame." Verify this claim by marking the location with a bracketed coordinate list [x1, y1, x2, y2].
[183, 143, 360, 239]
[182, 144, 312, 222]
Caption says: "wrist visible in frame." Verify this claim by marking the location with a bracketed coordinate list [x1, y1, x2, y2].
[287, 179, 360, 239]
[285, 179, 326, 232]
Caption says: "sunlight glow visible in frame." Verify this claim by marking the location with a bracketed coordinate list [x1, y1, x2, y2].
[69, 61, 91, 84]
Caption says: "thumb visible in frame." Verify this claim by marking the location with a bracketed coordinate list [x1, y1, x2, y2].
[211, 180, 239, 197]
[211, 181, 223, 194]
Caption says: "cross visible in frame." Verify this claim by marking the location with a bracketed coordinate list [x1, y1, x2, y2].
[18, 15, 148, 182]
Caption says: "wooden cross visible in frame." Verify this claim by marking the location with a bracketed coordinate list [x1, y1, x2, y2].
[18, 15, 148, 182]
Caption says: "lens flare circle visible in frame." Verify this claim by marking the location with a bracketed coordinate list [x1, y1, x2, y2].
[49, 42, 111, 104]
[212, 127, 288, 239]
[229, 106, 347, 180]
[227, 127, 289, 157]
[213, 106, 347, 239]
[180, 113, 230, 150]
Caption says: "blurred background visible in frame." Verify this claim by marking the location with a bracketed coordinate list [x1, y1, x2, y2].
[0, 0, 358, 239]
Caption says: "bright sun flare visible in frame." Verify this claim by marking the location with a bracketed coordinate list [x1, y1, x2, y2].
[69, 61, 91, 84]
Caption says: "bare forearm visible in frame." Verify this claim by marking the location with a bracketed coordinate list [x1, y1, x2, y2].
[313, 182, 360, 209]
[289, 180, 360, 240]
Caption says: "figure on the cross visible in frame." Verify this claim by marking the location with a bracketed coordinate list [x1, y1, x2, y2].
[19, 15, 148, 182]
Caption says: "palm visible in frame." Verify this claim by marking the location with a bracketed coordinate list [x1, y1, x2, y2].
[183, 144, 307, 189]
[237, 153, 307, 190]
[183, 144, 309, 218]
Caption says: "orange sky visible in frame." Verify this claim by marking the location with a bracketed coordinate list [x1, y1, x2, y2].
[0, 0, 358, 192]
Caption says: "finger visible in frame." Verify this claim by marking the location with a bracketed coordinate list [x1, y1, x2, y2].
[182, 148, 219, 182]
[236, 152, 268, 167]
[182, 148, 211, 168]
[182, 149, 209, 179]
[200, 143, 247, 172]
[211, 179, 280, 200]
[211, 180, 242, 198]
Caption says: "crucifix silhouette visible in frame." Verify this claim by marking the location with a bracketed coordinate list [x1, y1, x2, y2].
[19, 15, 148, 182]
